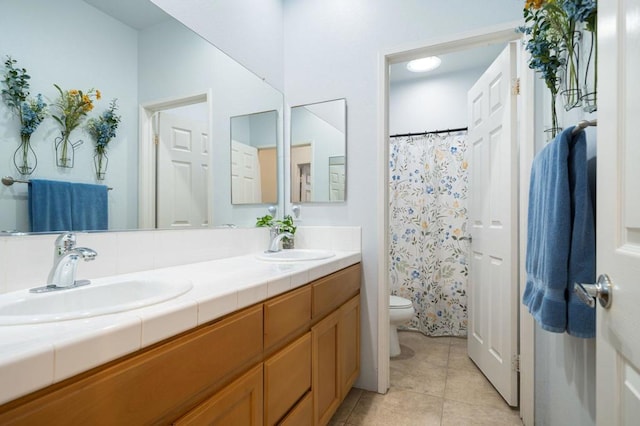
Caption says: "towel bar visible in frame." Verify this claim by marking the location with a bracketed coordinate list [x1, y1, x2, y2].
[2, 176, 113, 191]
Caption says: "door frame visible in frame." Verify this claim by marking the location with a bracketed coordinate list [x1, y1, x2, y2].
[138, 90, 213, 228]
[376, 21, 535, 424]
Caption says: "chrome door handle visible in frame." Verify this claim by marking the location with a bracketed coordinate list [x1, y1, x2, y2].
[574, 274, 612, 309]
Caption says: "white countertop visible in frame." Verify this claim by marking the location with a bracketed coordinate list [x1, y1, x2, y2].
[0, 250, 361, 405]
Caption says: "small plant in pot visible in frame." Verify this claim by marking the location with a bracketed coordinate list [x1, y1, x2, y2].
[256, 214, 297, 249]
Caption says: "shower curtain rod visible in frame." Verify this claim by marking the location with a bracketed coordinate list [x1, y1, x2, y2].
[390, 127, 469, 138]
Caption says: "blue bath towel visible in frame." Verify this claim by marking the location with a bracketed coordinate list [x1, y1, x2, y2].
[566, 130, 596, 337]
[28, 179, 73, 232]
[70, 183, 108, 231]
[523, 127, 596, 337]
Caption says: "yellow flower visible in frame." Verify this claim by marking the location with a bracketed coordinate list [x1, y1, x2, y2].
[525, 0, 544, 9]
[82, 94, 90, 104]
[421, 221, 429, 229]
[462, 160, 468, 170]
[96, 90, 101, 100]
[69, 89, 79, 96]
[453, 228, 462, 237]
[453, 201, 459, 208]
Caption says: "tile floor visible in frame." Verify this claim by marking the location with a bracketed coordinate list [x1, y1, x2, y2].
[329, 330, 522, 425]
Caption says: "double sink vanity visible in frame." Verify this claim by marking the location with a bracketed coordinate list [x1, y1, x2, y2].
[0, 230, 361, 425]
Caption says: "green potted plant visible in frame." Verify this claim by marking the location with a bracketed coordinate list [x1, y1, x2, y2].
[256, 214, 297, 249]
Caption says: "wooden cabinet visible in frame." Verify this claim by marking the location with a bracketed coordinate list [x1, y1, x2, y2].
[311, 294, 361, 426]
[0, 263, 361, 426]
[175, 364, 264, 426]
[264, 333, 311, 425]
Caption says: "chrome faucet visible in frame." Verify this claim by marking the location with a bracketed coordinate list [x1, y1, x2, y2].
[30, 233, 98, 293]
[267, 226, 293, 252]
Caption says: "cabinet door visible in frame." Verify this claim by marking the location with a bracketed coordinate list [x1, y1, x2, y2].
[311, 310, 340, 426]
[339, 295, 360, 399]
[264, 285, 311, 351]
[279, 392, 312, 426]
[174, 364, 263, 426]
[264, 333, 311, 425]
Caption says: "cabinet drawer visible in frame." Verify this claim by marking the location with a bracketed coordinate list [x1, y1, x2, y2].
[0, 305, 264, 425]
[264, 333, 312, 426]
[279, 391, 312, 426]
[264, 285, 311, 349]
[174, 363, 264, 426]
[312, 264, 361, 319]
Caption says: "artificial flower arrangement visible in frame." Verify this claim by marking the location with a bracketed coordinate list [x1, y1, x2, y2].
[256, 214, 297, 249]
[51, 84, 101, 167]
[519, 0, 597, 137]
[85, 99, 121, 179]
[1, 57, 48, 175]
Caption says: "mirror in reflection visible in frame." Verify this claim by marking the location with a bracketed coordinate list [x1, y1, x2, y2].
[290, 99, 346, 203]
[0, 0, 283, 233]
[230, 111, 278, 205]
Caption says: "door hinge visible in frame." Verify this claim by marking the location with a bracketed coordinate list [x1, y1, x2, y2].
[154, 134, 159, 145]
[512, 354, 521, 372]
[512, 78, 521, 96]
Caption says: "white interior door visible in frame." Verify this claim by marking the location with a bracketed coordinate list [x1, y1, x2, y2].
[156, 111, 209, 229]
[329, 156, 346, 201]
[231, 140, 261, 204]
[596, 1, 640, 424]
[467, 42, 519, 406]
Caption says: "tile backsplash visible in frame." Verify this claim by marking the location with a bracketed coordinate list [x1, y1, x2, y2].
[0, 226, 361, 294]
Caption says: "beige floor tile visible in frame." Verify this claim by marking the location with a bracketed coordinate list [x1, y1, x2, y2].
[346, 388, 443, 426]
[450, 336, 468, 346]
[444, 367, 511, 409]
[393, 341, 451, 371]
[398, 330, 451, 348]
[331, 387, 363, 422]
[441, 398, 522, 426]
[447, 342, 479, 372]
[390, 361, 448, 397]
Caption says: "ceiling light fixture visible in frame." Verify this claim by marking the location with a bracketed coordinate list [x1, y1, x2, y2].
[406, 56, 442, 73]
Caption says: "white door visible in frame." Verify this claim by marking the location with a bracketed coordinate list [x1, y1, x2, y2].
[156, 112, 209, 229]
[231, 140, 261, 204]
[329, 156, 346, 201]
[596, 1, 640, 424]
[467, 42, 519, 406]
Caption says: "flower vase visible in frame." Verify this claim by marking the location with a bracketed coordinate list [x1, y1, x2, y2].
[13, 135, 37, 176]
[55, 132, 83, 168]
[94, 150, 109, 180]
[560, 31, 582, 111]
[581, 27, 597, 112]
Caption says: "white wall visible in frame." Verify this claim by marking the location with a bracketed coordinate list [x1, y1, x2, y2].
[389, 68, 484, 134]
[150, 0, 284, 92]
[0, 0, 138, 232]
[283, 0, 523, 391]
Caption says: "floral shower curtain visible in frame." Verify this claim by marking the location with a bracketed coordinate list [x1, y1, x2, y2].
[389, 132, 469, 337]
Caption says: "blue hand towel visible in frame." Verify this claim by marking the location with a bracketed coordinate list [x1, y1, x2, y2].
[566, 131, 596, 337]
[70, 183, 108, 231]
[522, 127, 596, 337]
[522, 128, 573, 333]
[28, 179, 73, 232]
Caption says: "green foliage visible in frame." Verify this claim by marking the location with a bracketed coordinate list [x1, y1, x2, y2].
[255, 214, 296, 235]
[1, 56, 30, 110]
[256, 214, 274, 227]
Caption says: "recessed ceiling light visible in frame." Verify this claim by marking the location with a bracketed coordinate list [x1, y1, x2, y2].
[406, 56, 442, 73]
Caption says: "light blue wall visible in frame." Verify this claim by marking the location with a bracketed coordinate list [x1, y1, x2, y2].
[0, 0, 138, 231]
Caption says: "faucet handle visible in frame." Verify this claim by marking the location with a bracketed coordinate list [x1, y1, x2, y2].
[54, 233, 76, 255]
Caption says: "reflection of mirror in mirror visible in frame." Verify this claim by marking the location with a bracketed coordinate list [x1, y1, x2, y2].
[290, 99, 346, 203]
[0, 0, 283, 233]
[230, 111, 278, 205]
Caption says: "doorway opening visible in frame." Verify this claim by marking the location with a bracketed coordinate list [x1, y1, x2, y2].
[377, 22, 535, 424]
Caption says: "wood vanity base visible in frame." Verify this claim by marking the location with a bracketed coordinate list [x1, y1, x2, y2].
[0, 263, 361, 426]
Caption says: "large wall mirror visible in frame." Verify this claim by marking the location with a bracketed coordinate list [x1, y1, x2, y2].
[0, 0, 283, 233]
[290, 99, 346, 203]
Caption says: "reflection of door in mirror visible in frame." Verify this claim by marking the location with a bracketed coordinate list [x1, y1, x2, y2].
[291, 144, 312, 202]
[156, 104, 210, 229]
[328, 156, 345, 201]
[230, 111, 278, 205]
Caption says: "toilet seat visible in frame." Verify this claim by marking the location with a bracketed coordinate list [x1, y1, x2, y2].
[390, 295, 413, 309]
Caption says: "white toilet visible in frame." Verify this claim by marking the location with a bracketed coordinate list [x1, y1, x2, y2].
[389, 295, 415, 357]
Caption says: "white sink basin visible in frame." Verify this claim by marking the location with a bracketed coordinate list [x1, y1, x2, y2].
[0, 278, 193, 325]
[256, 249, 335, 262]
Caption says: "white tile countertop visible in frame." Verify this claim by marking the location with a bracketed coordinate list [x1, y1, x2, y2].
[0, 250, 361, 405]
